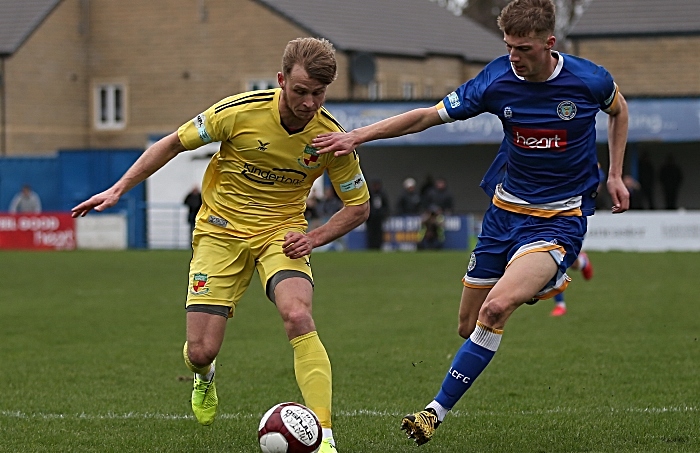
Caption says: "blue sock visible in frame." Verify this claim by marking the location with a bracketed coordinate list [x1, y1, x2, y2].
[434, 322, 502, 410]
[554, 292, 564, 303]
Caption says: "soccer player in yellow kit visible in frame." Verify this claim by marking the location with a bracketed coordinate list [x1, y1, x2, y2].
[72, 38, 369, 453]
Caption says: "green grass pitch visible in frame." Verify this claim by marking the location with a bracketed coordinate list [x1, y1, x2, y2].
[0, 250, 698, 452]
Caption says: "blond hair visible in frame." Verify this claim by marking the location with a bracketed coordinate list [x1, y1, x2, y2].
[282, 37, 337, 85]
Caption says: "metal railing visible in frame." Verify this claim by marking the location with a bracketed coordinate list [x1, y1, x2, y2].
[146, 202, 192, 249]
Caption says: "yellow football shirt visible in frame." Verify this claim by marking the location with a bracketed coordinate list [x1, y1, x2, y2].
[177, 89, 369, 237]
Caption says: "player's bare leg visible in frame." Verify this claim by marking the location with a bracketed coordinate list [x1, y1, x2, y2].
[274, 277, 316, 340]
[275, 277, 337, 452]
[185, 311, 226, 425]
[479, 252, 558, 329]
[457, 287, 491, 339]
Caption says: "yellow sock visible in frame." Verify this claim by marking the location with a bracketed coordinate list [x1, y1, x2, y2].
[290, 331, 332, 428]
[182, 341, 211, 376]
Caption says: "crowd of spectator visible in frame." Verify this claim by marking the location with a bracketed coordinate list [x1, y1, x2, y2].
[305, 175, 456, 251]
[619, 152, 684, 211]
[304, 150, 686, 251]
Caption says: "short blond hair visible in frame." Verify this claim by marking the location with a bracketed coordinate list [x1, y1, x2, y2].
[282, 37, 337, 85]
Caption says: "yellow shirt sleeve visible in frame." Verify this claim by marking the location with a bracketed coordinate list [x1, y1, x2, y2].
[326, 150, 370, 206]
[177, 97, 238, 150]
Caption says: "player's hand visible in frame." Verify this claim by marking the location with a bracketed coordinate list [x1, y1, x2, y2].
[607, 176, 630, 214]
[312, 131, 356, 157]
[283, 231, 313, 259]
[71, 189, 121, 217]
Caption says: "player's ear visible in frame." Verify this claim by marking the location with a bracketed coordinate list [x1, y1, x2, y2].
[277, 72, 285, 89]
[545, 35, 556, 50]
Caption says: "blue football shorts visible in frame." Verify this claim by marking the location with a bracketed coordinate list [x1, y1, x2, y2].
[463, 204, 587, 299]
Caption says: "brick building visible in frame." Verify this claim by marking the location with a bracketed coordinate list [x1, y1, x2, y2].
[0, 0, 504, 156]
[567, 0, 700, 97]
[1, 0, 699, 214]
[565, 0, 700, 211]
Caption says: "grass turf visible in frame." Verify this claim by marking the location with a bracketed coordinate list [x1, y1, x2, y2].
[0, 250, 698, 452]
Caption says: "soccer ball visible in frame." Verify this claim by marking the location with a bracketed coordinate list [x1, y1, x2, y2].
[258, 402, 322, 453]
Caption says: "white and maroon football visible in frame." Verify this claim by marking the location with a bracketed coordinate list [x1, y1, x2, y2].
[258, 402, 322, 453]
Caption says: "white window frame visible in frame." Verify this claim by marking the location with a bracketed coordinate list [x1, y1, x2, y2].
[247, 79, 277, 91]
[368, 81, 382, 100]
[94, 83, 126, 130]
[402, 82, 416, 100]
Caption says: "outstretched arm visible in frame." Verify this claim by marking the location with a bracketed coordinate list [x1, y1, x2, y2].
[312, 107, 443, 157]
[606, 93, 630, 214]
[282, 201, 370, 259]
[71, 132, 187, 217]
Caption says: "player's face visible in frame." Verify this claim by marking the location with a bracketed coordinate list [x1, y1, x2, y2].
[278, 64, 328, 127]
[504, 33, 556, 82]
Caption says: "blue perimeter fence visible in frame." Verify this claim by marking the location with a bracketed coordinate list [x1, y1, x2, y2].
[0, 151, 475, 250]
[0, 150, 147, 248]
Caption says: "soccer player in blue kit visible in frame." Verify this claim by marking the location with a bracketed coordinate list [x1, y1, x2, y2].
[312, 0, 630, 445]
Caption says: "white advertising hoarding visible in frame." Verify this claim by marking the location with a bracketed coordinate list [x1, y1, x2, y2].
[584, 212, 700, 251]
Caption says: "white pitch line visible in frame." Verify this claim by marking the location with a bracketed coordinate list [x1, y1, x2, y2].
[0, 406, 697, 421]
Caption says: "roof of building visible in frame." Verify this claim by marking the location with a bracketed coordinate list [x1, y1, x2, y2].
[255, 0, 506, 63]
[569, 0, 700, 38]
[0, 0, 506, 62]
[0, 0, 61, 56]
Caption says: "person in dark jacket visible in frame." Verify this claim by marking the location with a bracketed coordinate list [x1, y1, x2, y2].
[367, 179, 390, 249]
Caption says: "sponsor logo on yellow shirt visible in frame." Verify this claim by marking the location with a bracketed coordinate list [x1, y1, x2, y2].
[340, 173, 365, 192]
[256, 140, 270, 151]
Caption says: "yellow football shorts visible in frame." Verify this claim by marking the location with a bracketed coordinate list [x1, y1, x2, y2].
[186, 227, 313, 317]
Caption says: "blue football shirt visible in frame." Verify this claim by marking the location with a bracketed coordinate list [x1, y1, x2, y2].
[437, 52, 619, 217]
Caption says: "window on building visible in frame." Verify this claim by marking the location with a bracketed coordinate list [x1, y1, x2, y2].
[247, 79, 277, 91]
[402, 82, 415, 100]
[94, 83, 126, 130]
[368, 81, 382, 100]
[423, 85, 433, 99]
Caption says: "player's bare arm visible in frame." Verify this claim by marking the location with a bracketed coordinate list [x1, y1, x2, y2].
[605, 92, 630, 214]
[313, 107, 443, 157]
[71, 132, 187, 217]
[282, 201, 369, 259]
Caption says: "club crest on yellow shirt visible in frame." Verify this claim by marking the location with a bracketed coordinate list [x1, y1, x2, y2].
[298, 145, 321, 169]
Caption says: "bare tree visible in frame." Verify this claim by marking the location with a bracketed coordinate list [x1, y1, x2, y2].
[430, 0, 592, 48]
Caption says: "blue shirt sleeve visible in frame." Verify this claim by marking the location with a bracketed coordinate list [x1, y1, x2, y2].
[441, 56, 510, 121]
[569, 56, 618, 111]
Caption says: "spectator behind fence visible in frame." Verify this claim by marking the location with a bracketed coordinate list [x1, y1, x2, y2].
[367, 179, 390, 250]
[623, 175, 643, 210]
[594, 163, 610, 211]
[417, 206, 445, 250]
[317, 186, 343, 220]
[9, 185, 42, 214]
[396, 177, 422, 215]
[183, 186, 202, 235]
[659, 153, 683, 210]
[304, 193, 320, 224]
[637, 151, 655, 209]
[314, 186, 346, 250]
[423, 177, 454, 215]
[419, 174, 435, 207]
